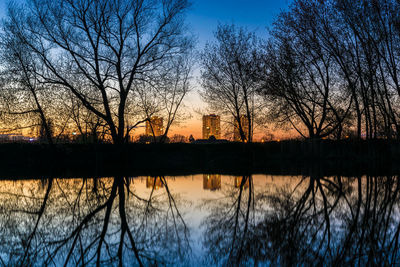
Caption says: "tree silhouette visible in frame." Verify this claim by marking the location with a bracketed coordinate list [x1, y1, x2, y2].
[200, 25, 264, 142]
[1, 0, 193, 144]
[0, 176, 191, 266]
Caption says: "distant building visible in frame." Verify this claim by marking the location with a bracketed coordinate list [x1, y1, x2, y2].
[145, 116, 164, 136]
[234, 176, 249, 189]
[146, 177, 163, 190]
[202, 114, 220, 139]
[203, 174, 221, 191]
[233, 115, 249, 142]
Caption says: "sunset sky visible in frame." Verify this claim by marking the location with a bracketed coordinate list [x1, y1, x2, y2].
[0, 0, 292, 139]
[173, 0, 292, 139]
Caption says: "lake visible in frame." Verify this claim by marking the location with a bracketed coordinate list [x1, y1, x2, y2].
[0, 174, 399, 266]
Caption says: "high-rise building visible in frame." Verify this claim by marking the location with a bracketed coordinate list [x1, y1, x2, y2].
[203, 174, 221, 191]
[202, 114, 220, 139]
[233, 115, 249, 142]
[145, 116, 164, 136]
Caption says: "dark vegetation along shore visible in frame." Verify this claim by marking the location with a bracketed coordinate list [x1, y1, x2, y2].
[0, 140, 399, 179]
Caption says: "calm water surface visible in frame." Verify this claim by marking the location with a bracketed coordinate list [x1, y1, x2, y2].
[0, 175, 399, 266]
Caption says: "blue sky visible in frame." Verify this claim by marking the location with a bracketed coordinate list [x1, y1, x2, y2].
[0, 1, 6, 18]
[1, 0, 291, 45]
[187, 0, 291, 46]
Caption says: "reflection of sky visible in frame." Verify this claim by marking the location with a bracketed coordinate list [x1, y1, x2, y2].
[0, 174, 298, 265]
[1, 175, 400, 265]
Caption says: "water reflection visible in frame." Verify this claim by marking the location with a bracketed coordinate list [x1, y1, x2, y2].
[146, 176, 163, 189]
[234, 176, 249, 189]
[202, 176, 400, 266]
[0, 175, 400, 266]
[202, 175, 254, 266]
[0, 177, 190, 266]
[203, 174, 221, 191]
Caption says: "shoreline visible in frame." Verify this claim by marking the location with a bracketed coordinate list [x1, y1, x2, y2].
[0, 140, 398, 178]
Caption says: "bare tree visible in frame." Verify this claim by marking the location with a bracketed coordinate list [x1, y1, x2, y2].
[66, 93, 108, 143]
[334, 0, 400, 139]
[135, 54, 193, 143]
[2, 0, 193, 144]
[199, 24, 264, 142]
[260, 2, 353, 139]
[0, 23, 54, 145]
[261, 0, 400, 140]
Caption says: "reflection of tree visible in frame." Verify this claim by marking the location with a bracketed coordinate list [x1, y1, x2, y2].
[333, 176, 400, 265]
[0, 176, 191, 266]
[255, 176, 400, 265]
[202, 176, 400, 266]
[202, 176, 254, 265]
[3, 175, 400, 265]
[136, 176, 190, 264]
[257, 176, 350, 266]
